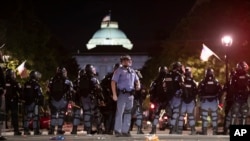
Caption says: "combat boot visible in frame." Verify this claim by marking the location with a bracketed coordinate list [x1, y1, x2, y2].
[97, 128, 103, 134]
[190, 126, 196, 135]
[23, 129, 31, 135]
[137, 127, 144, 134]
[48, 126, 55, 135]
[177, 126, 183, 134]
[71, 126, 78, 135]
[201, 127, 207, 135]
[149, 125, 156, 134]
[57, 126, 65, 135]
[213, 127, 218, 135]
[169, 125, 177, 134]
[34, 129, 42, 135]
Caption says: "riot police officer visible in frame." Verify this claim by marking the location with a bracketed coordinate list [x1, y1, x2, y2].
[230, 61, 250, 126]
[70, 70, 83, 135]
[79, 64, 104, 135]
[131, 70, 147, 134]
[5, 69, 22, 135]
[23, 70, 44, 135]
[112, 55, 140, 137]
[149, 66, 169, 134]
[47, 67, 73, 135]
[167, 62, 185, 134]
[0, 66, 6, 140]
[178, 67, 197, 135]
[222, 68, 236, 134]
[100, 63, 120, 135]
[198, 68, 222, 135]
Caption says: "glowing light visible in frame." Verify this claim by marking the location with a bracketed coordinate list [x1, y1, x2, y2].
[221, 35, 233, 47]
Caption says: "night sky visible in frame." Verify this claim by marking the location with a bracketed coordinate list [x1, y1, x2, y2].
[20, 0, 197, 52]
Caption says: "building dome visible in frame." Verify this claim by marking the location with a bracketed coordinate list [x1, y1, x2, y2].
[86, 21, 133, 50]
[92, 28, 127, 39]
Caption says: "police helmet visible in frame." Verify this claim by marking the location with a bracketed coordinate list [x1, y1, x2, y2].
[120, 55, 131, 62]
[85, 64, 95, 75]
[158, 66, 168, 73]
[78, 69, 85, 78]
[172, 62, 182, 70]
[56, 66, 67, 77]
[184, 67, 192, 78]
[6, 69, 15, 79]
[29, 70, 42, 80]
[236, 61, 249, 72]
[205, 68, 214, 78]
[113, 63, 121, 71]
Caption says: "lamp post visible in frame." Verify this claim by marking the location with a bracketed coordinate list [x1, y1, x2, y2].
[221, 35, 233, 84]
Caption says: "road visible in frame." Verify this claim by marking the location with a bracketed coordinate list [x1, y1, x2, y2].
[1, 126, 229, 141]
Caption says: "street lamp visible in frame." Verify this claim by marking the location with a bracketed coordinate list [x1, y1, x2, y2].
[221, 35, 233, 84]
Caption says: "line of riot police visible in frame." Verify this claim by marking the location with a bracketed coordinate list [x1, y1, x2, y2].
[0, 60, 249, 138]
[148, 61, 250, 135]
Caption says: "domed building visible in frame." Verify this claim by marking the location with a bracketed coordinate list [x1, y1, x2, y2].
[73, 16, 149, 79]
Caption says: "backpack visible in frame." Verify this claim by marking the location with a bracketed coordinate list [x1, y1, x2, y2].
[78, 75, 92, 97]
[23, 80, 36, 105]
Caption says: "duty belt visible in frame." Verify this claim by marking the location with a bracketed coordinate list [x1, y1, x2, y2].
[118, 89, 135, 94]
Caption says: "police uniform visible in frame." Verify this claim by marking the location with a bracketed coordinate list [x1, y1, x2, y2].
[70, 79, 82, 135]
[168, 62, 185, 134]
[149, 66, 169, 134]
[5, 69, 22, 135]
[48, 67, 73, 135]
[230, 61, 250, 126]
[80, 64, 104, 135]
[178, 68, 197, 135]
[100, 72, 117, 135]
[198, 68, 222, 135]
[0, 66, 7, 140]
[112, 55, 140, 137]
[132, 81, 147, 134]
[23, 71, 44, 135]
[222, 69, 236, 134]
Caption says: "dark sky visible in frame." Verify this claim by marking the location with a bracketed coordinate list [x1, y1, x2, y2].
[33, 0, 196, 52]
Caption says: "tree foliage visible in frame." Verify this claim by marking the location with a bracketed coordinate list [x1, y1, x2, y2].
[142, 0, 250, 86]
[0, 0, 79, 86]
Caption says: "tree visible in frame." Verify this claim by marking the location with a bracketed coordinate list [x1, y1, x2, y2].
[142, 0, 250, 86]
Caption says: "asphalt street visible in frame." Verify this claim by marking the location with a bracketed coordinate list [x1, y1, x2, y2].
[1, 126, 229, 141]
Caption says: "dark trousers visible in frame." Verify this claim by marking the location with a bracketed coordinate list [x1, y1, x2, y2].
[6, 101, 19, 132]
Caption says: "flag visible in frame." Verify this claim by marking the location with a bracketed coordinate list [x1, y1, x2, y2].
[102, 15, 111, 22]
[16, 60, 28, 78]
[200, 44, 221, 61]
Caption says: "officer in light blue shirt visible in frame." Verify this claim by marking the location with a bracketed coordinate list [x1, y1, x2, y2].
[111, 55, 140, 137]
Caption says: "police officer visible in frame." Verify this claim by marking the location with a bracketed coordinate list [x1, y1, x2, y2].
[178, 67, 197, 135]
[23, 70, 44, 135]
[131, 70, 147, 134]
[79, 64, 104, 135]
[70, 70, 83, 135]
[5, 69, 22, 135]
[149, 66, 169, 134]
[167, 62, 185, 134]
[222, 68, 236, 134]
[0, 66, 7, 140]
[112, 55, 140, 137]
[230, 61, 250, 126]
[198, 68, 222, 135]
[100, 63, 120, 135]
[47, 67, 73, 135]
